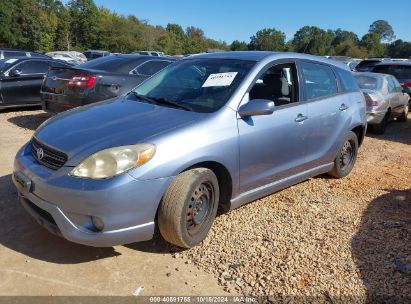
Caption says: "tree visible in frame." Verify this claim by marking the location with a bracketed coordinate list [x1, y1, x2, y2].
[54, 6, 71, 50]
[387, 39, 411, 58]
[292, 26, 334, 55]
[361, 32, 386, 57]
[333, 28, 358, 46]
[0, 0, 16, 47]
[68, 0, 99, 49]
[248, 28, 285, 51]
[369, 20, 395, 42]
[230, 40, 248, 51]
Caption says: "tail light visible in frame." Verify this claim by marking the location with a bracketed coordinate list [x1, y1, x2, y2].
[402, 83, 411, 88]
[67, 74, 97, 88]
[363, 93, 379, 107]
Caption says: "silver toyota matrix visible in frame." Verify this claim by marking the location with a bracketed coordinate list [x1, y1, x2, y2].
[13, 52, 366, 248]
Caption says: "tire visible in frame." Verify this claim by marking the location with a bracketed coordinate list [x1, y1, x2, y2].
[158, 168, 219, 248]
[397, 105, 408, 122]
[328, 131, 359, 179]
[374, 112, 389, 134]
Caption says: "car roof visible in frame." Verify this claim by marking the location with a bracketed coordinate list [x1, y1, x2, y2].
[354, 72, 391, 79]
[185, 51, 349, 69]
[374, 61, 411, 66]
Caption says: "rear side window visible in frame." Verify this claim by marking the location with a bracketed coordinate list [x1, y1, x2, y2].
[300, 62, 338, 100]
[336, 69, 359, 92]
[14, 60, 50, 74]
[372, 64, 411, 80]
[3, 51, 27, 58]
[132, 60, 172, 76]
[357, 60, 380, 68]
[354, 75, 382, 91]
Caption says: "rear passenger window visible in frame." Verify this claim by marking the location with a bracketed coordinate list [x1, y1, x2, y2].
[132, 60, 171, 76]
[301, 62, 337, 100]
[336, 69, 359, 92]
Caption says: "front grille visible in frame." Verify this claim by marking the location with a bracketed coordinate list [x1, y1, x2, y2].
[31, 137, 68, 170]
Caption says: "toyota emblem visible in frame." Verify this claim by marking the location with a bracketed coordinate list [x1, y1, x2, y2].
[37, 148, 44, 160]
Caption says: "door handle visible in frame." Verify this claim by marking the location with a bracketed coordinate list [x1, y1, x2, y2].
[339, 104, 349, 111]
[295, 114, 308, 123]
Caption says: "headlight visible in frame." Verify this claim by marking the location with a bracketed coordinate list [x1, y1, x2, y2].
[70, 144, 155, 179]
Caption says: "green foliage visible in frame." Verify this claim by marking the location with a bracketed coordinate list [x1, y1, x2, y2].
[387, 40, 411, 58]
[230, 40, 248, 51]
[248, 28, 285, 51]
[369, 20, 395, 42]
[361, 32, 386, 57]
[292, 26, 334, 55]
[0, 2, 408, 60]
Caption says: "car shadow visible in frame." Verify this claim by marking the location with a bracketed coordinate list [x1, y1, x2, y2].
[7, 112, 52, 131]
[366, 118, 411, 146]
[0, 174, 121, 264]
[352, 189, 411, 303]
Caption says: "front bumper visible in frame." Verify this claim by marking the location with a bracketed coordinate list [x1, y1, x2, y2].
[13, 143, 173, 247]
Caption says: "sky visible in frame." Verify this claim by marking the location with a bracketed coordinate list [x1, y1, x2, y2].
[92, 0, 410, 43]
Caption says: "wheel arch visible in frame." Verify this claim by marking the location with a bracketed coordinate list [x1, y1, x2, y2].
[351, 124, 366, 146]
[184, 161, 233, 212]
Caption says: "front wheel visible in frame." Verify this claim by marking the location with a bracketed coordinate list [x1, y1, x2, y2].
[158, 168, 219, 248]
[328, 131, 358, 178]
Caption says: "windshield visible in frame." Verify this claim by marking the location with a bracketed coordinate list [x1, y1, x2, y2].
[354, 75, 382, 90]
[131, 58, 255, 113]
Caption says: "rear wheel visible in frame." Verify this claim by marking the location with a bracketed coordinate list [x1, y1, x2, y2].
[397, 105, 408, 122]
[158, 168, 219, 248]
[374, 112, 389, 134]
[328, 131, 358, 178]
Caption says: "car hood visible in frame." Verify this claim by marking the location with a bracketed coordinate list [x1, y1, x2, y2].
[34, 97, 204, 166]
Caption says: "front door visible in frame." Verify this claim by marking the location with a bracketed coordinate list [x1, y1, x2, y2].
[2, 60, 50, 105]
[238, 61, 308, 192]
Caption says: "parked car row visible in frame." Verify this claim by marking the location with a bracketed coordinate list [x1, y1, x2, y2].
[0, 54, 176, 110]
[41, 54, 176, 112]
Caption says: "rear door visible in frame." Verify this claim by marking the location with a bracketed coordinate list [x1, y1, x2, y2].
[238, 60, 308, 192]
[1, 59, 51, 105]
[299, 61, 349, 168]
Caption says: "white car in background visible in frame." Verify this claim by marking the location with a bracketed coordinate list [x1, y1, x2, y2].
[46, 51, 87, 64]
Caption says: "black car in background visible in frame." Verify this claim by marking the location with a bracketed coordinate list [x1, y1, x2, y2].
[355, 58, 388, 72]
[83, 50, 111, 61]
[0, 57, 73, 109]
[0, 48, 50, 60]
[41, 54, 176, 112]
[371, 62, 411, 99]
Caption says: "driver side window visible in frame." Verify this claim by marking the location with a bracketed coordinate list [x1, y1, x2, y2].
[249, 62, 298, 106]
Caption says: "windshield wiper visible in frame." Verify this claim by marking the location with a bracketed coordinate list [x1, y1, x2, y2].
[129, 92, 157, 104]
[149, 97, 193, 111]
[130, 92, 192, 111]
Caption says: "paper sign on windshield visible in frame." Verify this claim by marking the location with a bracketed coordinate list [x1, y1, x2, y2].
[202, 72, 238, 87]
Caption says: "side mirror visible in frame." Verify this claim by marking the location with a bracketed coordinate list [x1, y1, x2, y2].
[9, 69, 22, 77]
[238, 99, 275, 118]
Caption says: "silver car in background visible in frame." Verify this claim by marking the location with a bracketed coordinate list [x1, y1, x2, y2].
[354, 73, 409, 134]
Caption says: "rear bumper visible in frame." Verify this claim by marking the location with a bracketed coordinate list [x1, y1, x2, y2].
[41, 92, 79, 113]
[366, 111, 386, 124]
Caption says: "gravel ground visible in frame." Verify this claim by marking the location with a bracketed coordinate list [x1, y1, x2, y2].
[1, 109, 410, 302]
[178, 117, 411, 301]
